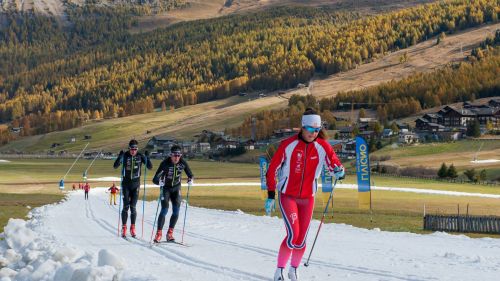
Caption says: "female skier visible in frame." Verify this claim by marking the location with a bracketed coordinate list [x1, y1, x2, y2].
[266, 108, 345, 281]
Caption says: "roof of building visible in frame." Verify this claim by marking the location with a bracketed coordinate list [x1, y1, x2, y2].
[423, 113, 441, 119]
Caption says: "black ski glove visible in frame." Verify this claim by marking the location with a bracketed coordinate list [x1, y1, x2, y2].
[268, 190, 276, 200]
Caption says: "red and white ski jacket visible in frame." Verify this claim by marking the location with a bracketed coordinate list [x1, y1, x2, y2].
[266, 134, 343, 198]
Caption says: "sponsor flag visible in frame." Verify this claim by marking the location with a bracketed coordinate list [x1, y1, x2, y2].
[355, 136, 371, 209]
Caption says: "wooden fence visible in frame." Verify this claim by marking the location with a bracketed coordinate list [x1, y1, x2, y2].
[424, 214, 500, 234]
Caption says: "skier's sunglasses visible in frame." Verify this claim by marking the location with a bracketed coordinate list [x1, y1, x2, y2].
[171, 153, 182, 157]
[303, 126, 322, 133]
[129, 147, 138, 151]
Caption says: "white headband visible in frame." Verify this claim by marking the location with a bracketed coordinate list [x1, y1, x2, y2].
[301, 114, 322, 128]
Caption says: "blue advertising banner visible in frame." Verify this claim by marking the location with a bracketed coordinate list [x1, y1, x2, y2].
[259, 156, 268, 200]
[321, 166, 333, 193]
[320, 166, 333, 206]
[355, 136, 371, 209]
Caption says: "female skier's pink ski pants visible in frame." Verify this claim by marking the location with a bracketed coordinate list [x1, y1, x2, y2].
[277, 193, 315, 268]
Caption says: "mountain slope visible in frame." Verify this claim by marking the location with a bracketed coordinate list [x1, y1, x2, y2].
[284, 22, 500, 99]
[1, 22, 498, 153]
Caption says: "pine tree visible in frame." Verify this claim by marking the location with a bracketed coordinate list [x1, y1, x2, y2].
[438, 163, 448, 178]
[478, 169, 487, 182]
[466, 119, 481, 137]
[447, 164, 458, 179]
[464, 169, 476, 182]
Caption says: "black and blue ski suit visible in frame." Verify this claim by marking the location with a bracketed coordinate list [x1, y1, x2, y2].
[152, 157, 193, 230]
[114, 151, 152, 225]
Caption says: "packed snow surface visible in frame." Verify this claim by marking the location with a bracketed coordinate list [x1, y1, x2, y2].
[86, 178, 500, 199]
[471, 159, 500, 164]
[1, 188, 499, 281]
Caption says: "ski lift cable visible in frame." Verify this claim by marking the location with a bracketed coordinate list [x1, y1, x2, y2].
[84, 150, 102, 176]
[62, 142, 90, 180]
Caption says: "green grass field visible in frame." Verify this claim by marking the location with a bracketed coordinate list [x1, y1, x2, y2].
[0, 193, 63, 233]
[0, 159, 259, 193]
[371, 140, 500, 181]
[2, 158, 499, 237]
[375, 140, 500, 158]
[373, 140, 500, 166]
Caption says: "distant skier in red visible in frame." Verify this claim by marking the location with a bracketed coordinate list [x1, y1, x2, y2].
[84, 183, 90, 200]
[108, 182, 120, 205]
[266, 108, 345, 281]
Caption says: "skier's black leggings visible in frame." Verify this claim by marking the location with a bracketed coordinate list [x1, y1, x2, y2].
[157, 186, 182, 230]
[85, 191, 89, 200]
[121, 180, 140, 225]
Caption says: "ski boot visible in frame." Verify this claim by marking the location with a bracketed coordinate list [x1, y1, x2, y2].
[130, 224, 136, 238]
[167, 228, 175, 242]
[153, 230, 162, 243]
[121, 224, 127, 238]
[288, 267, 299, 281]
[274, 268, 285, 281]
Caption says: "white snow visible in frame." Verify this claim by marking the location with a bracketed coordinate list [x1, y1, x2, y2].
[0, 159, 10, 163]
[85, 177, 500, 199]
[2, 188, 499, 281]
[471, 159, 500, 164]
[87, 177, 121, 182]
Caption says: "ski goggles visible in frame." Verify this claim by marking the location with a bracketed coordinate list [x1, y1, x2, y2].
[303, 125, 322, 133]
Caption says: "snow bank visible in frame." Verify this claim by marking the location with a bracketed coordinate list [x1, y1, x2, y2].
[0, 159, 10, 163]
[0, 217, 122, 281]
[471, 159, 500, 164]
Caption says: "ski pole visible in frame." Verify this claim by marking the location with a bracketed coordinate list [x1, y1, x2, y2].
[150, 186, 163, 244]
[141, 156, 148, 239]
[117, 154, 124, 237]
[304, 178, 338, 267]
[181, 182, 192, 244]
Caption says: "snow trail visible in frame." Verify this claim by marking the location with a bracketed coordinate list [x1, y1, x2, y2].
[1, 188, 500, 280]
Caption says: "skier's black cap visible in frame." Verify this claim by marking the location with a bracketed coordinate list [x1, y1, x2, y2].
[170, 145, 182, 155]
[129, 139, 138, 149]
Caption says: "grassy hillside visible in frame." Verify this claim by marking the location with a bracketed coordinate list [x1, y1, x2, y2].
[0, 92, 284, 153]
[373, 140, 500, 181]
